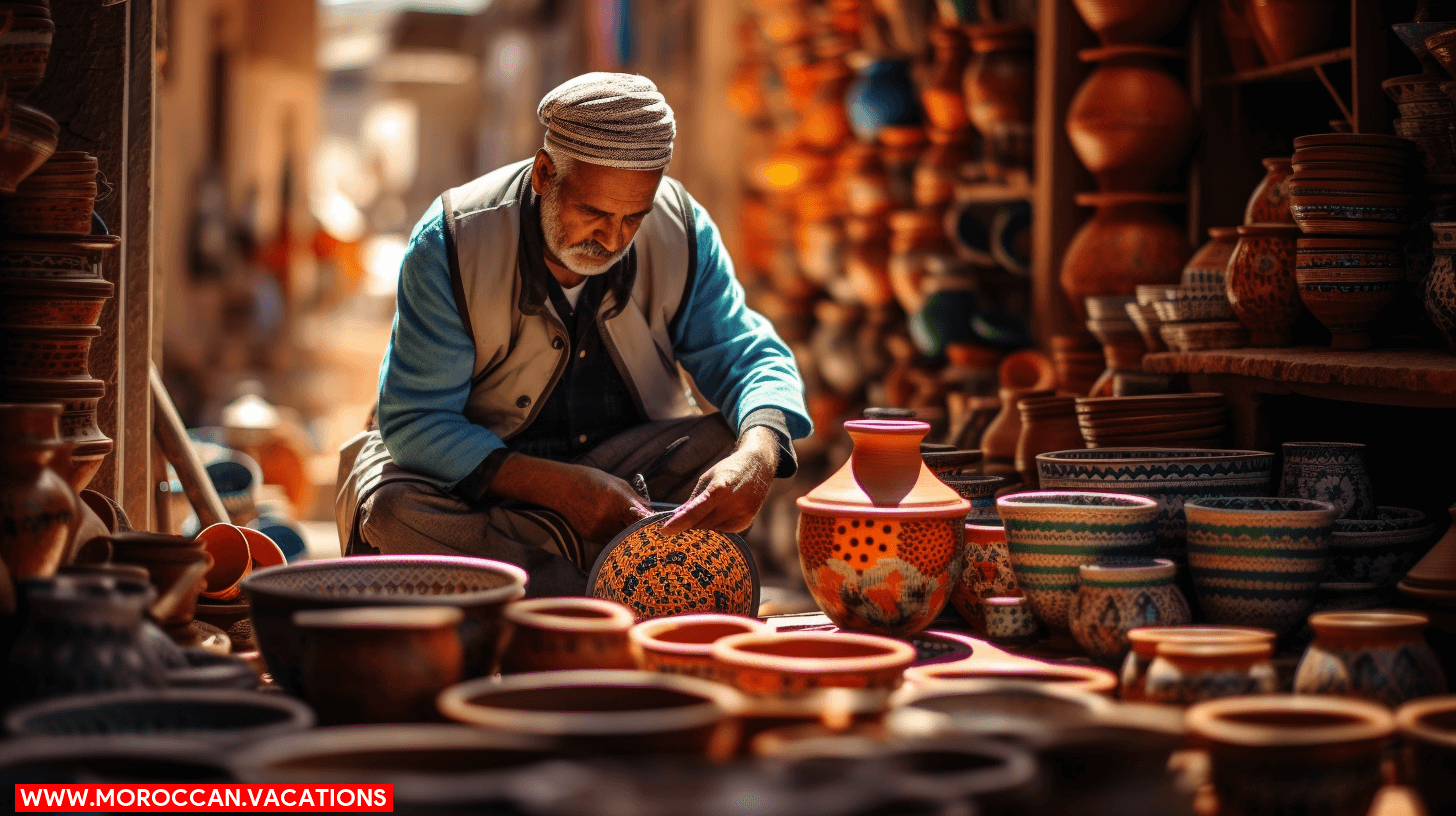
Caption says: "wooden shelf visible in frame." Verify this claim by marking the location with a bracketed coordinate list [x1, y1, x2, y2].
[1143, 346, 1456, 406]
[1205, 46, 1355, 87]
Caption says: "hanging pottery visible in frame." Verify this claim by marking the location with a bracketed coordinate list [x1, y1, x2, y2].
[1065, 45, 1195, 192]
[1060, 192, 1191, 322]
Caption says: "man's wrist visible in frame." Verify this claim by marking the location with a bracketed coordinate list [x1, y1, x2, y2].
[738, 407, 797, 478]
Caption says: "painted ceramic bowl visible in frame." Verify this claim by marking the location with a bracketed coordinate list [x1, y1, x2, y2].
[983, 596, 1037, 643]
[710, 631, 916, 697]
[1120, 625, 1276, 702]
[587, 512, 759, 619]
[240, 555, 527, 695]
[500, 597, 637, 674]
[996, 491, 1160, 632]
[1143, 638, 1277, 706]
[903, 659, 1119, 695]
[1396, 696, 1456, 815]
[936, 473, 1007, 520]
[1068, 557, 1191, 665]
[437, 670, 743, 759]
[1329, 508, 1437, 587]
[1294, 611, 1446, 707]
[629, 614, 771, 680]
[1185, 497, 1339, 635]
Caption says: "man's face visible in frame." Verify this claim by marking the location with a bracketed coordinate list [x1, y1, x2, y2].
[533, 152, 662, 278]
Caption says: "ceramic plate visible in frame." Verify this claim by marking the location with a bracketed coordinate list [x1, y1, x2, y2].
[587, 512, 761, 619]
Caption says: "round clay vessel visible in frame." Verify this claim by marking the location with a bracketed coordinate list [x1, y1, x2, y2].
[1246, 0, 1334, 64]
[1069, 0, 1191, 46]
[1396, 695, 1456, 814]
[1330, 507, 1437, 587]
[1244, 157, 1294, 224]
[1288, 186, 1417, 236]
[1183, 226, 1240, 289]
[1185, 497, 1338, 635]
[1014, 395, 1083, 489]
[983, 596, 1038, 643]
[711, 630, 916, 696]
[1068, 557, 1192, 665]
[1228, 223, 1303, 347]
[0, 402, 79, 580]
[1144, 637, 1277, 705]
[629, 614, 771, 680]
[1060, 192, 1190, 322]
[1187, 695, 1393, 816]
[797, 420, 969, 637]
[1065, 45, 1195, 191]
[588, 512, 760, 619]
[1294, 611, 1446, 707]
[922, 26, 971, 132]
[996, 491, 1160, 632]
[1120, 625, 1275, 702]
[1278, 441, 1376, 520]
[962, 23, 1035, 170]
[500, 596, 637, 673]
[951, 519, 1020, 634]
[437, 670, 743, 759]
[904, 659, 1119, 695]
[4, 688, 314, 745]
[194, 523, 252, 601]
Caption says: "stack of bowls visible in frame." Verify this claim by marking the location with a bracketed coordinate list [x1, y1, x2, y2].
[1293, 237, 1406, 350]
[1083, 296, 1145, 396]
[1327, 507, 1438, 588]
[1146, 234, 1246, 352]
[1384, 73, 1456, 185]
[1049, 333, 1103, 395]
[1126, 285, 1177, 352]
[1073, 392, 1228, 449]
[0, 152, 100, 236]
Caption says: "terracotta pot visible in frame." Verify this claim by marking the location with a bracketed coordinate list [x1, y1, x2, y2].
[1060, 192, 1190, 322]
[0, 403, 79, 581]
[1288, 186, 1417, 236]
[982, 387, 1052, 469]
[1014, 395, 1083, 489]
[1068, 557, 1191, 665]
[923, 26, 971, 132]
[951, 519, 1019, 633]
[800, 58, 853, 152]
[1396, 696, 1456, 814]
[962, 23, 1034, 170]
[1293, 611, 1446, 706]
[1065, 46, 1195, 191]
[0, 278, 113, 326]
[1245, 0, 1334, 64]
[0, 234, 118, 281]
[1120, 625, 1275, 702]
[711, 630, 916, 696]
[836, 141, 894, 219]
[4, 688, 313, 745]
[108, 532, 212, 645]
[0, 324, 101, 381]
[0, 12, 53, 100]
[1278, 441, 1375, 521]
[1244, 157, 1294, 224]
[1218, 0, 1265, 71]
[438, 670, 743, 759]
[1187, 695, 1393, 816]
[1144, 637, 1277, 705]
[629, 614, 771, 680]
[999, 348, 1058, 390]
[913, 127, 974, 207]
[1330, 507, 1438, 587]
[0, 103, 57, 194]
[293, 606, 464, 725]
[1070, 0, 1191, 46]
[905, 659, 1120, 695]
[1426, 221, 1456, 351]
[1182, 227, 1240, 289]
[194, 523, 252, 601]
[1227, 223, 1303, 347]
[500, 597, 636, 673]
[796, 420, 969, 637]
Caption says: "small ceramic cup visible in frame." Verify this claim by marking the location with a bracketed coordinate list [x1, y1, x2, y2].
[195, 523, 251, 601]
[500, 597, 637, 674]
[983, 596, 1037, 644]
[1120, 626, 1276, 703]
[951, 519, 1019, 634]
[629, 614, 771, 680]
[1144, 637, 1277, 706]
[1068, 557, 1191, 666]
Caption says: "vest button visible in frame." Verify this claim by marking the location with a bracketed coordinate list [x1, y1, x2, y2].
[516, 395, 531, 409]
[551, 336, 564, 350]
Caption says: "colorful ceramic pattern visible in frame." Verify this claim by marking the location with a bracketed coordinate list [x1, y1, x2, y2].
[951, 520, 1019, 634]
[937, 473, 1007, 521]
[1278, 442, 1375, 521]
[1144, 638, 1278, 705]
[1120, 626, 1275, 702]
[996, 491, 1160, 632]
[588, 514, 760, 619]
[1185, 497, 1339, 635]
[1294, 611, 1447, 707]
[1228, 224, 1304, 347]
[1068, 557, 1192, 664]
[1330, 508, 1436, 587]
[984, 596, 1037, 643]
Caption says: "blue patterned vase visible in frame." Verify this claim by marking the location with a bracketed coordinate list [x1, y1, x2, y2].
[1279, 441, 1375, 521]
[1069, 557, 1191, 665]
[1294, 610, 1446, 707]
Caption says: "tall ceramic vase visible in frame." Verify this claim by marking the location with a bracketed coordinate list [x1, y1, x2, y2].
[1060, 192, 1190, 322]
[1064, 45, 1196, 192]
[0, 403, 80, 581]
[798, 420, 970, 637]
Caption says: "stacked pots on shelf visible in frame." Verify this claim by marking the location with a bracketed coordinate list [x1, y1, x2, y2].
[1151, 224, 1246, 352]
[1082, 295, 1144, 396]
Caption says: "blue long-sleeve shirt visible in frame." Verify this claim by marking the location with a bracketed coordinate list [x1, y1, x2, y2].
[376, 192, 812, 492]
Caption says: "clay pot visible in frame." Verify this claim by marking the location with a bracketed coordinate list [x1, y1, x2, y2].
[1070, 0, 1191, 46]
[1060, 193, 1191, 322]
[796, 420, 969, 637]
[1278, 441, 1376, 520]
[1068, 557, 1191, 665]
[962, 23, 1034, 169]
[0, 403, 79, 582]
[0, 103, 58, 194]
[1065, 45, 1195, 191]
[1245, 0, 1334, 64]
[1187, 695, 1393, 816]
[629, 614, 771, 680]
[437, 670, 743, 758]
[1218, 0, 1265, 71]
[1426, 221, 1456, 351]
[983, 596, 1038, 643]
[5, 688, 313, 745]
[913, 127, 974, 207]
[1292, 273, 1398, 348]
[837, 141, 894, 219]
[1014, 395, 1083, 489]
[0, 11, 53, 100]
[500, 597, 636, 673]
[0, 182, 97, 236]
[0, 323, 101, 381]
[0, 277, 113, 326]
[923, 26, 971, 132]
[1396, 696, 1456, 814]
[951, 519, 1020, 633]
[997, 491, 1160, 633]
[1330, 508, 1438, 587]
[1294, 611, 1445, 707]
[1183, 227, 1240, 289]
[905, 658, 1120, 695]
[800, 58, 853, 152]
[293, 606, 464, 725]
[194, 523, 252, 601]
[846, 59, 922, 142]
[1244, 157, 1294, 224]
[1227, 223, 1303, 347]
[1144, 637, 1277, 705]
[711, 630, 916, 696]
[1120, 625, 1275, 702]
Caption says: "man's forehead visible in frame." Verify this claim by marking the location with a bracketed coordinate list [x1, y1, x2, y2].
[563, 162, 661, 210]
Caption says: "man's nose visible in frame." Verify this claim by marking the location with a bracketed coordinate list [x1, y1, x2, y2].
[595, 219, 626, 251]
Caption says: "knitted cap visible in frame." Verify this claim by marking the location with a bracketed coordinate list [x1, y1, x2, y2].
[538, 72, 676, 171]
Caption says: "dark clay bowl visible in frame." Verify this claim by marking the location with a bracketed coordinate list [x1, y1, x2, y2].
[4, 689, 313, 745]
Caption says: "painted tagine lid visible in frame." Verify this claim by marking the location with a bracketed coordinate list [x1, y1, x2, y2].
[797, 420, 970, 518]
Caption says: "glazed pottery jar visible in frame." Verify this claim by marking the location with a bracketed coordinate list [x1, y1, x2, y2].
[1227, 223, 1304, 347]
[922, 26, 971, 132]
[1425, 220, 1456, 352]
[499, 597, 637, 673]
[1060, 193, 1190, 322]
[1069, 0, 1191, 46]
[1244, 157, 1294, 224]
[0, 403, 79, 580]
[437, 670, 743, 759]
[1396, 696, 1456, 815]
[293, 606, 464, 725]
[962, 23, 1034, 170]
[1294, 611, 1446, 707]
[996, 491, 1160, 633]
[1144, 638, 1277, 705]
[629, 614, 771, 679]
[1120, 625, 1275, 702]
[983, 596, 1038, 643]
[1187, 696, 1393, 816]
[951, 519, 1019, 633]
[1065, 45, 1195, 191]
[1068, 557, 1192, 665]
[937, 474, 1007, 521]
[797, 420, 969, 637]
[1278, 441, 1375, 520]
[1182, 227, 1240, 289]
[1246, 0, 1334, 64]
[711, 631, 916, 696]
[1185, 497, 1338, 635]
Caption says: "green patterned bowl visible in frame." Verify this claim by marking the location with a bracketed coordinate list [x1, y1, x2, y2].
[1185, 497, 1338, 635]
[996, 492, 1160, 633]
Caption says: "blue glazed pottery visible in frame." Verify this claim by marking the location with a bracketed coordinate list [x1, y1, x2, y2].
[846, 60, 922, 142]
[1294, 610, 1446, 707]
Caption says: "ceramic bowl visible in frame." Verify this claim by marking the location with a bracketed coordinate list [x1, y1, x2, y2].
[1068, 557, 1191, 665]
[710, 630, 916, 696]
[903, 659, 1119, 695]
[437, 670, 743, 759]
[500, 597, 637, 674]
[982, 596, 1038, 643]
[996, 491, 1160, 633]
[1124, 302, 1167, 353]
[3, 689, 313, 745]
[1151, 289, 1236, 323]
[629, 614, 771, 679]
[1185, 497, 1339, 634]
[1396, 696, 1456, 814]
[1295, 276, 1401, 350]
[1161, 320, 1249, 352]
[936, 473, 1006, 520]
[0, 736, 232, 783]
[239, 555, 527, 695]
[588, 512, 759, 619]
[1120, 625, 1276, 702]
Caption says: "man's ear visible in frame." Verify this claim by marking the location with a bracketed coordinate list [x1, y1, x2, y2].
[531, 149, 554, 196]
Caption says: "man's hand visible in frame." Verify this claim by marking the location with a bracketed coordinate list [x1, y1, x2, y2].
[491, 454, 651, 543]
[659, 426, 780, 535]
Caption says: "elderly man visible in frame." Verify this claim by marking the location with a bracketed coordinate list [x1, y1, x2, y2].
[336, 73, 811, 596]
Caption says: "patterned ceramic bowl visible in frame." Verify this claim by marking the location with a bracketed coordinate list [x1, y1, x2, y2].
[1068, 557, 1192, 665]
[996, 492, 1160, 633]
[588, 512, 760, 620]
[937, 474, 1007, 521]
[1185, 497, 1339, 635]
[1329, 508, 1437, 587]
[711, 631, 916, 697]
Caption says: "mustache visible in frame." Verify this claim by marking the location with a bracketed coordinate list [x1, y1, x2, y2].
[566, 240, 615, 259]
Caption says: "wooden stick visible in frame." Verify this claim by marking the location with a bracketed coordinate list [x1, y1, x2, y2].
[150, 363, 228, 528]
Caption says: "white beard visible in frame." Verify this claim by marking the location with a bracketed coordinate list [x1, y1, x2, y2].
[540, 183, 631, 277]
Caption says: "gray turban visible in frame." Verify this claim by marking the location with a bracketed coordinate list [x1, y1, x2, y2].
[538, 72, 676, 171]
